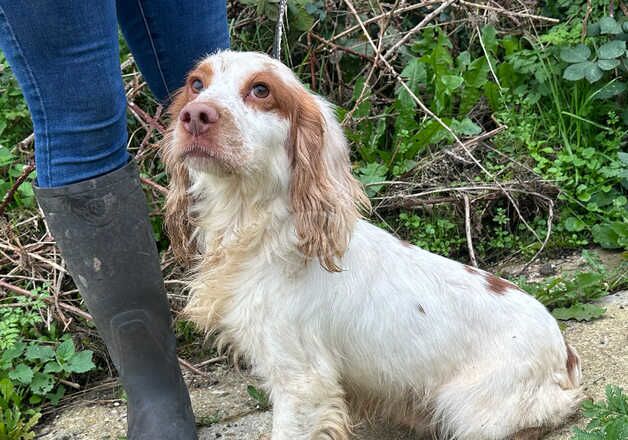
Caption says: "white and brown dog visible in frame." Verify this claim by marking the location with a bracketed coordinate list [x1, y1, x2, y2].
[161, 50, 582, 440]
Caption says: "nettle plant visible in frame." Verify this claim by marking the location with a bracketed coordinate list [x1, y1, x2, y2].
[1, 337, 95, 406]
[561, 17, 627, 102]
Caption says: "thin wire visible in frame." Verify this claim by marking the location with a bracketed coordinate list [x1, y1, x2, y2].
[273, 0, 289, 60]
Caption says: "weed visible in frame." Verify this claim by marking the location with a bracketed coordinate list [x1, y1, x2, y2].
[517, 251, 626, 321]
[572, 385, 628, 439]
[247, 385, 270, 410]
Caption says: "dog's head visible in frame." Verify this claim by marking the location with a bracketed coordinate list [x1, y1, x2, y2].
[162, 50, 369, 271]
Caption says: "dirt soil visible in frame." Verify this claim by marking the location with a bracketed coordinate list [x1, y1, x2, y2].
[37, 251, 627, 440]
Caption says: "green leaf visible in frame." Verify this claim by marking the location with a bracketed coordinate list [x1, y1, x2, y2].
[564, 216, 586, 232]
[25, 344, 55, 362]
[55, 338, 75, 362]
[598, 17, 622, 35]
[587, 22, 601, 36]
[440, 75, 464, 91]
[397, 58, 426, 109]
[47, 385, 66, 405]
[1, 341, 25, 364]
[585, 64, 603, 83]
[287, 2, 314, 32]
[43, 361, 63, 374]
[463, 57, 490, 88]
[481, 25, 498, 53]
[594, 81, 626, 100]
[592, 222, 628, 249]
[357, 163, 388, 197]
[456, 51, 471, 68]
[563, 62, 592, 81]
[560, 44, 591, 63]
[30, 372, 54, 395]
[597, 40, 626, 59]
[8, 363, 34, 385]
[0, 378, 15, 401]
[552, 303, 606, 321]
[597, 58, 620, 70]
[65, 350, 95, 374]
[451, 118, 482, 136]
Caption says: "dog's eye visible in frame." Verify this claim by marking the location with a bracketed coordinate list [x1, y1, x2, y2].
[191, 78, 204, 93]
[252, 83, 269, 99]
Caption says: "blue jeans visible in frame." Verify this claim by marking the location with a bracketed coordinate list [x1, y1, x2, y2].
[0, 0, 229, 187]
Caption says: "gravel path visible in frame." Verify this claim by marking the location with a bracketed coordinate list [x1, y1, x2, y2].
[37, 286, 627, 440]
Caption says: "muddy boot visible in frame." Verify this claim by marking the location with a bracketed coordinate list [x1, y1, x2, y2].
[34, 161, 197, 440]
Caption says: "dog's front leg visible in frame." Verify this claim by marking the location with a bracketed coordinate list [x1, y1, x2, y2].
[268, 373, 351, 440]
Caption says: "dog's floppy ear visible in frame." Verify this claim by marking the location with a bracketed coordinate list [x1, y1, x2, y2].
[162, 89, 196, 264]
[289, 91, 370, 272]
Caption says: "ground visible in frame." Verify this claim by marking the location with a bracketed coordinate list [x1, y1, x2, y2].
[37, 255, 627, 440]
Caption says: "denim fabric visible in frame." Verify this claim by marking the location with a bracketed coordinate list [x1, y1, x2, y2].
[0, 1, 229, 187]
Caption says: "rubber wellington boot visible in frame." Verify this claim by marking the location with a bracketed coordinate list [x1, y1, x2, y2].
[34, 161, 197, 440]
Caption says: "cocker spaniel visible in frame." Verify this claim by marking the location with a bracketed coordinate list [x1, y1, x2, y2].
[161, 50, 582, 440]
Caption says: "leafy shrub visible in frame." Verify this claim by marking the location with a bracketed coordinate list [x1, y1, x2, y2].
[518, 251, 626, 321]
[1, 337, 96, 406]
[0, 378, 40, 440]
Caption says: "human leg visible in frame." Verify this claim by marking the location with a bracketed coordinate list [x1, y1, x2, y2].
[0, 2, 196, 438]
[116, 0, 230, 103]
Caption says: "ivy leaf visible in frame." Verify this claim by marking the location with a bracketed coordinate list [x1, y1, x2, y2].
[598, 17, 622, 35]
[597, 40, 626, 59]
[25, 344, 55, 362]
[560, 44, 591, 63]
[552, 303, 606, 321]
[65, 350, 96, 374]
[597, 58, 620, 71]
[30, 372, 55, 395]
[8, 363, 34, 385]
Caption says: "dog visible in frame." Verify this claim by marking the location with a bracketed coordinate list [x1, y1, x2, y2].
[160, 50, 583, 440]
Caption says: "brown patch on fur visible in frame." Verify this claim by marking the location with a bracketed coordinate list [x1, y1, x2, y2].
[239, 70, 369, 272]
[485, 273, 512, 295]
[565, 342, 581, 389]
[160, 61, 214, 264]
[184, 221, 269, 350]
[167, 61, 214, 119]
[239, 70, 289, 115]
[161, 127, 195, 264]
[464, 264, 479, 274]
[465, 265, 521, 295]
[513, 427, 544, 440]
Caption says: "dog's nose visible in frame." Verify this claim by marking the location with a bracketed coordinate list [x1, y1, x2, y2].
[179, 102, 219, 135]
